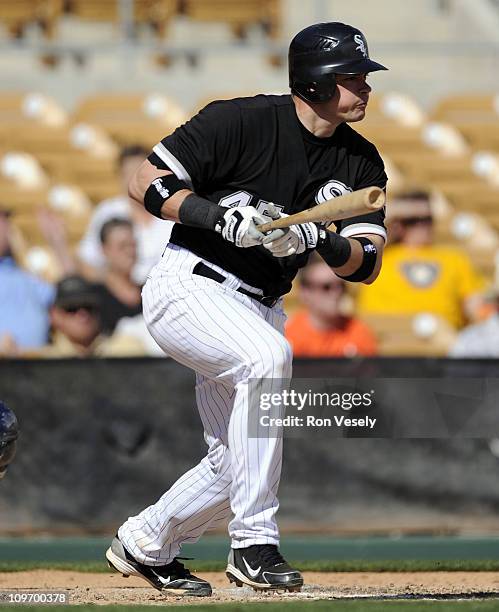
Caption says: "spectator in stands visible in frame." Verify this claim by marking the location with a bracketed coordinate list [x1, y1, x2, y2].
[34, 275, 144, 358]
[77, 145, 173, 285]
[285, 254, 377, 357]
[94, 218, 142, 334]
[357, 190, 484, 329]
[450, 285, 499, 357]
[0, 204, 55, 355]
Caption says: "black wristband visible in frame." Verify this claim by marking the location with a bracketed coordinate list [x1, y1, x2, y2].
[178, 194, 226, 231]
[337, 237, 378, 282]
[316, 228, 352, 267]
[144, 174, 189, 218]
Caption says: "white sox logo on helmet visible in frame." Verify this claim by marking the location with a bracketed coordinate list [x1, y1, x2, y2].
[315, 179, 353, 205]
[354, 34, 367, 58]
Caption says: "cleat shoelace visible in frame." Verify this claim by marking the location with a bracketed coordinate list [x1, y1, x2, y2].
[154, 558, 192, 580]
[251, 545, 286, 568]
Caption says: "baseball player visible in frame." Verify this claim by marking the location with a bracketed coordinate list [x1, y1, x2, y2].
[106, 22, 387, 596]
[0, 402, 19, 480]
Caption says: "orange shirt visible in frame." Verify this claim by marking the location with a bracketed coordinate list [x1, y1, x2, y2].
[286, 310, 378, 358]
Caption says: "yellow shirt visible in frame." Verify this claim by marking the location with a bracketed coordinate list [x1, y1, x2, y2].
[357, 244, 483, 328]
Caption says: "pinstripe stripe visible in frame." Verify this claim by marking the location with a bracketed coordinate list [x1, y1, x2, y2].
[119, 245, 290, 563]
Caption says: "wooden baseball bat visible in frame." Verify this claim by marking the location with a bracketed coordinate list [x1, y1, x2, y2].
[257, 186, 385, 233]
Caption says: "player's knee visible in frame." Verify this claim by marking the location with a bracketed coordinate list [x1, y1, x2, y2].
[205, 439, 231, 476]
[247, 334, 292, 379]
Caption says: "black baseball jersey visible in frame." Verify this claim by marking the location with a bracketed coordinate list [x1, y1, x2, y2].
[149, 94, 387, 297]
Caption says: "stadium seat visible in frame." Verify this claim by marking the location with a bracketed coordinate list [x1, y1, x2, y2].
[360, 313, 457, 357]
[435, 182, 499, 212]
[0, 182, 49, 213]
[388, 152, 480, 186]
[431, 93, 499, 123]
[36, 152, 121, 204]
[0, 120, 121, 205]
[0, 92, 67, 127]
[0, 0, 63, 39]
[70, 0, 176, 29]
[73, 93, 187, 148]
[362, 93, 426, 128]
[183, 0, 281, 39]
[451, 123, 499, 151]
[355, 124, 428, 156]
[430, 94, 499, 152]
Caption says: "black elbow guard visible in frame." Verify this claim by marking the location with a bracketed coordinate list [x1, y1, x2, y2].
[337, 237, 378, 282]
[144, 174, 189, 218]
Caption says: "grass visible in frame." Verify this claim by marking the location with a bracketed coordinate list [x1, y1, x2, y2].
[2, 559, 499, 573]
[0, 601, 499, 611]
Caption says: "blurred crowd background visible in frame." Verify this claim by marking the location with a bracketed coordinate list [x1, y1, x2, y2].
[1, 0, 499, 359]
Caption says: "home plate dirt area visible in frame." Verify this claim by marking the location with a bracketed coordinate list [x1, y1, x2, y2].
[2, 570, 499, 604]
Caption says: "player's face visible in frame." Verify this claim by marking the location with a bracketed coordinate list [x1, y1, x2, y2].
[327, 73, 371, 123]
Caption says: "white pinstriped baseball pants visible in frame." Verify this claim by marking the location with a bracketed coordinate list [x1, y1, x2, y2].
[118, 244, 292, 565]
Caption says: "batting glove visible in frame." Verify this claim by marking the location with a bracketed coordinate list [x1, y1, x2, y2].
[216, 206, 285, 248]
[263, 214, 319, 257]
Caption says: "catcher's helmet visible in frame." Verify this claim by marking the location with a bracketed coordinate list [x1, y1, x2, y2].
[289, 22, 387, 103]
[0, 401, 19, 480]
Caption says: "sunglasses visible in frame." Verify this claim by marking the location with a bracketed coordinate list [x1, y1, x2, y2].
[301, 280, 343, 292]
[63, 305, 98, 314]
[399, 216, 433, 226]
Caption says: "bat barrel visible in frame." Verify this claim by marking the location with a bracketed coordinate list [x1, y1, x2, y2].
[256, 185, 385, 233]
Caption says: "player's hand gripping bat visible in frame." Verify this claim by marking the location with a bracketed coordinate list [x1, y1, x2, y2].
[256, 186, 385, 233]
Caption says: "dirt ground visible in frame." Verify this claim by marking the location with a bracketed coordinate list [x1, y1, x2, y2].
[1, 571, 499, 604]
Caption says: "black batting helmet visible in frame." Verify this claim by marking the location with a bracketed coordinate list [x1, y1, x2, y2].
[289, 22, 387, 103]
[0, 401, 19, 480]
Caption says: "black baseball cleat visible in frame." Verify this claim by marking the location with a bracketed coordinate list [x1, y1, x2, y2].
[105, 536, 212, 597]
[226, 544, 303, 591]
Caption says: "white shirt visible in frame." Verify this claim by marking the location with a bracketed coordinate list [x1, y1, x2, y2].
[77, 195, 173, 285]
[450, 314, 499, 358]
[115, 314, 166, 357]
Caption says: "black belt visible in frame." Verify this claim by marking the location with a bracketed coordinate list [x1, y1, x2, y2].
[192, 262, 280, 308]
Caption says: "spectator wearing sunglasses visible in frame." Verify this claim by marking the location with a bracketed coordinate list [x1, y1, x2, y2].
[34, 275, 144, 358]
[285, 254, 377, 358]
[357, 190, 484, 329]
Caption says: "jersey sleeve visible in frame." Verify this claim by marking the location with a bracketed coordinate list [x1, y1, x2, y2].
[335, 142, 388, 242]
[148, 101, 243, 192]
